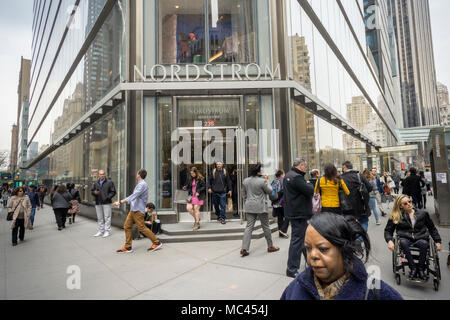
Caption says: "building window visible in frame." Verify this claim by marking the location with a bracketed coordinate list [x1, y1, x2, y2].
[158, 0, 256, 64]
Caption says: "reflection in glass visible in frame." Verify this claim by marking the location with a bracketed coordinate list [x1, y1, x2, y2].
[158, 98, 173, 209]
[208, 0, 256, 63]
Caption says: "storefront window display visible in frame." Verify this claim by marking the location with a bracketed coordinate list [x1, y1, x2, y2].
[158, 0, 256, 64]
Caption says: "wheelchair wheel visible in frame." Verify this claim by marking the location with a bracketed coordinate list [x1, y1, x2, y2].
[395, 273, 401, 285]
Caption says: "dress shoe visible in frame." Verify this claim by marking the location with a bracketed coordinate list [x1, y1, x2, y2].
[268, 246, 280, 253]
[240, 249, 249, 257]
[286, 270, 299, 278]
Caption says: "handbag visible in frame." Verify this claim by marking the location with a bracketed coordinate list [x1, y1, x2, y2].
[312, 178, 322, 214]
[7, 199, 23, 221]
[338, 180, 353, 212]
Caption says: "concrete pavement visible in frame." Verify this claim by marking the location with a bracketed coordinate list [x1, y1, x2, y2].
[1, 197, 449, 300]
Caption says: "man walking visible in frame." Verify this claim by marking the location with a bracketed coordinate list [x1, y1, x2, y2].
[91, 170, 116, 238]
[26, 185, 40, 230]
[208, 162, 232, 225]
[284, 158, 314, 278]
[391, 169, 401, 194]
[37, 185, 47, 209]
[341, 161, 373, 232]
[114, 169, 162, 253]
[371, 168, 387, 217]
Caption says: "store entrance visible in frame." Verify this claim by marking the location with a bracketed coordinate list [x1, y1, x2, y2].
[174, 96, 245, 223]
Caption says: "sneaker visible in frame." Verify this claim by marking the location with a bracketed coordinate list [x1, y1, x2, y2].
[116, 246, 133, 254]
[93, 232, 104, 237]
[148, 242, 163, 252]
[220, 219, 226, 225]
[240, 249, 249, 257]
[102, 232, 111, 238]
[376, 221, 381, 225]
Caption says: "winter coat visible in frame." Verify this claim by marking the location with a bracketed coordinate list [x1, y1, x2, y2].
[314, 177, 350, 208]
[52, 192, 73, 209]
[384, 209, 442, 244]
[7, 196, 32, 230]
[26, 191, 40, 208]
[401, 174, 424, 199]
[68, 188, 81, 202]
[283, 167, 314, 220]
[184, 177, 206, 201]
[207, 168, 232, 194]
[281, 258, 403, 300]
[341, 170, 373, 218]
[242, 176, 273, 214]
[91, 178, 117, 205]
[391, 173, 401, 184]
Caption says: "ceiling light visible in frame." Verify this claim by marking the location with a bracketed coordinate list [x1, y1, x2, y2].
[175, 5, 180, 9]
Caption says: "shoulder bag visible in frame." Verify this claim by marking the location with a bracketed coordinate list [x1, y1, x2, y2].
[7, 199, 23, 221]
[312, 178, 322, 214]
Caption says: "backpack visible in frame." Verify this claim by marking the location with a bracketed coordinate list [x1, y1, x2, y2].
[357, 174, 371, 215]
[270, 179, 281, 202]
[338, 180, 353, 212]
[212, 168, 227, 177]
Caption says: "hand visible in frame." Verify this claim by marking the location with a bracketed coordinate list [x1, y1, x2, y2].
[196, 193, 200, 197]
[208, 189, 212, 194]
[264, 174, 269, 181]
[37, 207, 40, 211]
[182, 186, 187, 191]
[436, 243, 441, 251]
[387, 241, 395, 252]
[113, 201, 120, 208]
[94, 190, 100, 195]
[228, 191, 232, 197]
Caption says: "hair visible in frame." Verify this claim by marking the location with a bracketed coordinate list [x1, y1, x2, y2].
[419, 171, 425, 179]
[310, 169, 319, 178]
[57, 185, 67, 194]
[324, 163, 338, 184]
[138, 169, 148, 179]
[390, 195, 411, 224]
[308, 212, 371, 273]
[13, 186, 26, 196]
[190, 167, 204, 180]
[29, 185, 36, 190]
[293, 158, 307, 168]
[250, 163, 262, 177]
[409, 167, 417, 175]
[66, 183, 75, 190]
[275, 169, 284, 178]
[363, 169, 374, 181]
[342, 161, 353, 170]
[146, 203, 156, 210]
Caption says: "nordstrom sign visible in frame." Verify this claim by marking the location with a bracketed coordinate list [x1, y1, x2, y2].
[134, 63, 281, 82]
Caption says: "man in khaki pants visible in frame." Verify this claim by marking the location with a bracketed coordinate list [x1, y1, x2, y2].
[113, 169, 162, 253]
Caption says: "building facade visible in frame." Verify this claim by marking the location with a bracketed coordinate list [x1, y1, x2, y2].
[437, 82, 449, 126]
[26, 0, 402, 223]
[9, 57, 31, 175]
[389, 0, 440, 128]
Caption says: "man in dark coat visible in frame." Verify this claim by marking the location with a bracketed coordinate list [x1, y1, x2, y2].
[26, 185, 40, 229]
[341, 161, 373, 232]
[401, 167, 425, 208]
[208, 162, 232, 224]
[283, 158, 314, 278]
[91, 170, 117, 238]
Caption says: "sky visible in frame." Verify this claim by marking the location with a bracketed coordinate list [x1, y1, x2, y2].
[0, 0, 449, 152]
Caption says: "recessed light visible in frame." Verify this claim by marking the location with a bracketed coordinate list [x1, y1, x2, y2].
[175, 5, 180, 9]
[237, 4, 241, 8]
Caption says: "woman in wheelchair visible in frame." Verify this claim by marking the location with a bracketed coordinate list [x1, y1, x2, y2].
[384, 195, 442, 281]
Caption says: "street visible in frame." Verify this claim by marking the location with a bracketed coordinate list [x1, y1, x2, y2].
[1, 197, 449, 300]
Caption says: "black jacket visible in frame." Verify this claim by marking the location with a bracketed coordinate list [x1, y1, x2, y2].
[208, 168, 232, 194]
[384, 210, 442, 243]
[401, 174, 424, 198]
[341, 170, 373, 218]
[91, 178, 117, 205]
[184, 177, 206, 201]
[68, 188, 81, 202]
[283, 167, 314, 219]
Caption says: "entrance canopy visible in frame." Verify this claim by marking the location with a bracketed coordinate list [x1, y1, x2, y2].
[395, 125, 442, 143]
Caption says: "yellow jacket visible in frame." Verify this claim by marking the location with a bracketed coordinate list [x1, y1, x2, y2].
[315, 177, 350, 208]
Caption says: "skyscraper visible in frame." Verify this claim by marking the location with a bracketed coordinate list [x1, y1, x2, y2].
[437, 82, 449, 125]
[389, 0, 440, 127]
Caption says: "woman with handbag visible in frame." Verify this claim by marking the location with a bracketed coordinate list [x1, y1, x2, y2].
[182, 167, 206, 231]
[240, 163, 280, 257]
[314, 163, 350, 215]
[7, 187, 32, 246]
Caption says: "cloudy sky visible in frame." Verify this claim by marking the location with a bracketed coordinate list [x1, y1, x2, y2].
[0, 0, 449, 152]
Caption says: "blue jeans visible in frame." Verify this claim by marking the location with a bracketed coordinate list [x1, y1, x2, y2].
[287, 218, 309, 274]
[212, 193, 227, 220]
[359, 216, 369, 233]
[30, 208, 36, 226]
[369, 197, 380, 223]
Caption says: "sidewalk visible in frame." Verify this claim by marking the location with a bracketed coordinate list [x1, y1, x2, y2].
[1, 197, 449, 300]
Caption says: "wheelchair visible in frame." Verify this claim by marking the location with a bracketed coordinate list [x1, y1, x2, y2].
[392, 235, 441, 291]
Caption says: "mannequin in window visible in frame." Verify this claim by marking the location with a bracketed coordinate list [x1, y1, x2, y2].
[222, 32, 240, 63]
